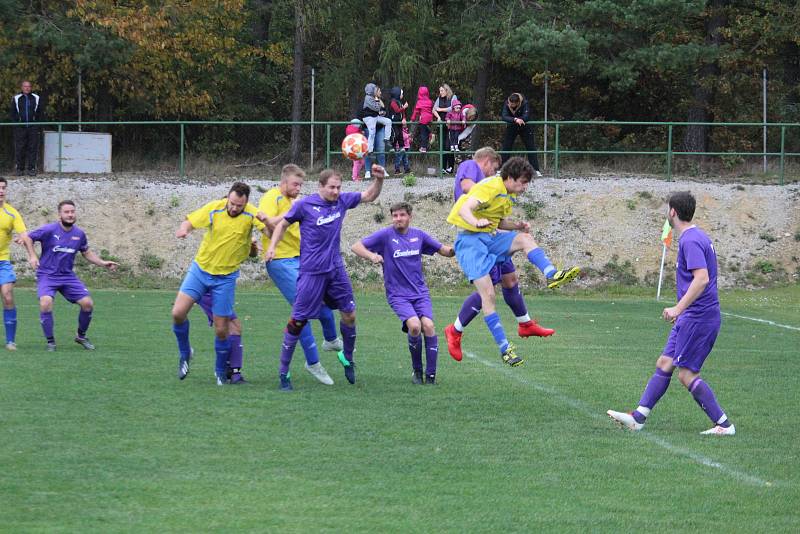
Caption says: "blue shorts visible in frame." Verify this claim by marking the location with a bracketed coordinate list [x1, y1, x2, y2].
[197, 292, 238, 326]
[0, 260, 17, 285]
[663, 315, 721, 373]
[266, 257, 302, 303]
[179, 262, 239, 318]
[454, 231, 517, 282]
[490, 258, 517, 285]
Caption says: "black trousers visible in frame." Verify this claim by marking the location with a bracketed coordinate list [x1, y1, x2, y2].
[13, 126, 41, 171]
[501, 123, 540, 171]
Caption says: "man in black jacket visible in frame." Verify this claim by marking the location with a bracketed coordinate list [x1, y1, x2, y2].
[10, 81, 44, 176]
[500, 93, 542, 177]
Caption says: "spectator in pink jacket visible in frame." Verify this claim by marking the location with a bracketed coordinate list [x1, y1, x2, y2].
[410, 86, 434, 152]
[444, 98, 466, 173]
[345, 119, 366, 181]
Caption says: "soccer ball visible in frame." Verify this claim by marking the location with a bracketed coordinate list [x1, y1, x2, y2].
[342, 133, 369, 161]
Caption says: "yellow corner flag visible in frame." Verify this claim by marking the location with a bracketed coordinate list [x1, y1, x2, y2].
[661, 219, 673, 248]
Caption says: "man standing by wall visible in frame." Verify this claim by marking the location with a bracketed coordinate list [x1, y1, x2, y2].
[10, 81, 44, 176]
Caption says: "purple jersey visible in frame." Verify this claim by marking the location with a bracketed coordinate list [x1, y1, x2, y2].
[284, 191, 361, 274]
[676, 226, 719, 319]
[361, 226, 442, 299]
[454, 159, 485, 201]
[28, 222, 88, 276]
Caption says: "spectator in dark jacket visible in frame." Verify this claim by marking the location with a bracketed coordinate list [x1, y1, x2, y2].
[10, 81, 44, 176]
[500, 93, 541, 176]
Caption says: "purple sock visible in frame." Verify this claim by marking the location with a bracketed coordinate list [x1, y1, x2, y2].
[280, 330, 300, 374]
[77, 309, 92, 336]
[457, 292, 482, 329]
[340, 322, 356, 362]
[501, 285, 528, 317]
[424, 335, 438, 375]
[633, 368, 673, 423]
[40, 311, 55, 342]
[689, 377, 729, 426]
[228, 334, 242, 370]
[408, 334, 422, 371]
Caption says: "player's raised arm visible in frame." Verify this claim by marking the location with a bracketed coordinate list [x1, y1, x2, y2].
[360, 164, 386, 203]
[351, 240, 383, 264]
[176, 219, 194, 239]
[264, 218, 289, 262]
[81, 248, 119, 271]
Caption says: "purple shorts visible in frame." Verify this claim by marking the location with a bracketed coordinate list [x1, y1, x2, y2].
[490, 259, 517, 285]
[198, 292, 238, 326]
[292, 269, 356, 321]
[37, 273, 90, 303]
[663, 316, 721, 373]
[387, 294, 434, 324]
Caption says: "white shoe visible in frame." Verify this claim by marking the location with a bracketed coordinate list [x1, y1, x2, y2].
[700, 424, 735, 436]
[535, 170, 542, 177]
[305, 362, 334, 385]
[607, 409, 644, 431]
[5, 342, 16, 351]
[322, 337, 344, 352]
[364, 171, 371, 179]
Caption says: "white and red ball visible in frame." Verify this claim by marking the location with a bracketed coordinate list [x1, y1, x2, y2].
[341, 133, 369, 161]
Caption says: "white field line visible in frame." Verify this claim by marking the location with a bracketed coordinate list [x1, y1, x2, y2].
[464, 351, 774, 487]
[721, 312, 800, 332]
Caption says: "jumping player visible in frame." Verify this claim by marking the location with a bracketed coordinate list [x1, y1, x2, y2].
[607, 191, 734, 435]
[446, 157, 579, 367]
[258, 164, 343, 386]
[23, 200, 119, 351]
[264, 165, 386, 390]
[172, 182, 267, 385]
[444, 147, 555, 362]
[352, 201, 454, 385]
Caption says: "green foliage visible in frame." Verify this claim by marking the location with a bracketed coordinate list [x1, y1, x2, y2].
[625, 199, 637, 210]
[373, 210, 385, 224]
[759, 232, 777, 243]
[521, 200, 544, 220]
[755, 260, 775, 274]
[99, 249, 121, 263]
[139, 252, 164, 270]
[602, 254, 638, 285]
[402, 173, 417, 187]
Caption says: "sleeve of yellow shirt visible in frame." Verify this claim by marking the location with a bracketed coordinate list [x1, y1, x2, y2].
[186, 200, 219, 229]
[469, 177, 503, 206]
[10, 207, 26, 234]
[246, 203, 266, 231]
[259, 189, 281, 218]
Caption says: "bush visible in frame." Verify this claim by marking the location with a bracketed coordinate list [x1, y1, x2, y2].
[139, 252, 165, 270]
[373, 211, 385, 224]
[602, 255, 638, 285]
[759, 232, 777, 243]
[402, 173, 417, 187]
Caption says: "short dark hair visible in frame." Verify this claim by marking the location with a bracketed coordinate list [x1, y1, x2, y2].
[319, 169, 342, 186]
[0, 177, 7, 185]
[500, 157, 534, 182]
[508, 93, 521, 105]
[58, 200, 75, 211]
[668, 191, 696, 222]
[389, 202, 412, 215]
[229, 182, 250, 199]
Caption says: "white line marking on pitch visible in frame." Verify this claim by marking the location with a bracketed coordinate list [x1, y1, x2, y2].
[464, 351, 774, 487]
[721, 312, 800, 332]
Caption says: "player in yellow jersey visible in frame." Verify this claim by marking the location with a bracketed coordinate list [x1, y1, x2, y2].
[446, 157, 580, 366]
[171, 182, 268, 385]
[0, 177, 37, 350]
[258, 164, 341, 386]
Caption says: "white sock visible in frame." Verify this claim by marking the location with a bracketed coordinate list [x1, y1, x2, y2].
[516, 314, 531, 323]
[636, 406, 651, 417]
[454, 318, 464, 332]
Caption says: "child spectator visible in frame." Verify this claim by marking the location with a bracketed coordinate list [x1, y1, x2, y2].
[410, 86, 434, 152]
[394, 125, 412, 175]
[444, 98, 466, 174]
[346, 119, 366, 181]
[361, 83, 393, 154]
[388, 86, 408, 149]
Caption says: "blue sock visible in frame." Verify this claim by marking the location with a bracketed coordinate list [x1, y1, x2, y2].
[318, 306, 338, 342]
[299, 322, 320, 365]
[172, 320, 191, 358]
[483, 312, 509, 354]
[4, 308, 17, 344]
[527, 248, 556, 278]
[214, 337, 231, 375]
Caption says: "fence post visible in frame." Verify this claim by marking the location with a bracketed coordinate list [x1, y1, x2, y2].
[666, 124, 673, 181]
[57, 123, 63, 176]
[554, 123, 560, 179]
[179, 123, 185, 178]
[438, 122, 444, 178]
[779, 125, 785, 186]
[325, 123, 331, 168]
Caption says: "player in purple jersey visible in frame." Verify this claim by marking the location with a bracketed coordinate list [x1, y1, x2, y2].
[263, 165, 386, 390]
[608, 191, 735, 436]
[352, 202, 455, 385]
[445, 147, 555, 363]
[22, 200, 119, 351]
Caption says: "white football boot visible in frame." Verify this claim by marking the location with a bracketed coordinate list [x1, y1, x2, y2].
[607, 409, 644, 431]
[700, 424, 736, 436]
[305, 362, 334, 385]
[322, 337, 344, 352]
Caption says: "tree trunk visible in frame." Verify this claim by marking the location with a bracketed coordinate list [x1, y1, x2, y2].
[470, 51, 491, 148]
[683, 0, 727, 153]
[290, 3, 305, 163]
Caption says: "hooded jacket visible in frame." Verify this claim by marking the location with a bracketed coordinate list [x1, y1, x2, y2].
[501, 93, 530, 124]
[388, 87, 406, 122]
[445, 98, 465, 131]
[410, 87, 433, 125]
[361, 83, 384, 118]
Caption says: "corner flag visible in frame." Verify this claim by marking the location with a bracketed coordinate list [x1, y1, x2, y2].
[660, 219, 673, 248]
[656, 220, 672, 301]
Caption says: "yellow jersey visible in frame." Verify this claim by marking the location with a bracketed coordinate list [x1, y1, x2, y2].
[257, 187, 300, 259]
[446, 175, 515, 233]
[186, 199, 265, 275]
[0, 204, 27, 261]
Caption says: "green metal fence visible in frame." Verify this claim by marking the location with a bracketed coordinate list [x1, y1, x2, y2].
[2, 119, 798, 184]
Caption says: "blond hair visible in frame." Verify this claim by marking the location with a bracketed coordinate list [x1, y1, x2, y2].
[281, 163, 306, 181]
[473, 147, 500, 164]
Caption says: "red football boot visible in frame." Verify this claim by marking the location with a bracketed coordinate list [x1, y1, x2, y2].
[444, 324, 463, 361]
[517, 320, 555, 338]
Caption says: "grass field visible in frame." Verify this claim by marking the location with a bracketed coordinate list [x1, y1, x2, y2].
[1, 286, 798, 532]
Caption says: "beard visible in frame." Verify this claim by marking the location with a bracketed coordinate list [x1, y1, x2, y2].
[60, 220, 74, 228]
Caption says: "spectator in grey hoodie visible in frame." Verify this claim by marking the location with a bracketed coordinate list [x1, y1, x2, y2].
[361, 84, 393, 154]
